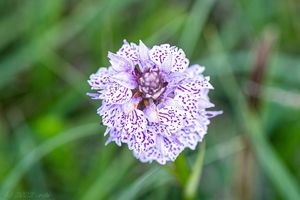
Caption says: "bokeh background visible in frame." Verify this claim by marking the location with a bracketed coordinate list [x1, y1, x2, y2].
[0, 0, 300, 199]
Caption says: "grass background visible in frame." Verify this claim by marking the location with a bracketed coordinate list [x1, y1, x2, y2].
[0, 0, 300, 199]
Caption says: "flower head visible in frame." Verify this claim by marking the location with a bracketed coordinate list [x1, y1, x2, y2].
[88, 40, 222, 164]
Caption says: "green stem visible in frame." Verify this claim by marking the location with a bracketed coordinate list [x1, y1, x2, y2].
[184, 142, 206, 200]
[173, 153, 191, 187]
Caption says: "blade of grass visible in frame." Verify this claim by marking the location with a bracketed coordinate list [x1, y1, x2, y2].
[0, 123, 102, 199]
[179, 0, 216, 56]
[80, 150, 134, 200]
[115, 167, 174, 200]
[6, 108, 49, 195]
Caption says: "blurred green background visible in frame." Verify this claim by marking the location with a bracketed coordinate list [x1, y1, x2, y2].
[0, 0, 300, 199]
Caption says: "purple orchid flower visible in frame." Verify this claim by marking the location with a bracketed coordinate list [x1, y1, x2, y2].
[87, 40, 222, 164]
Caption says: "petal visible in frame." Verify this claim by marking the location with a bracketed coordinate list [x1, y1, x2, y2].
[128, 128, 156, 159]
[138, 40, 150, 63]
[108, 52, 134, 72]
[121, 109, 148, 157]
[105, 128, 122, 146]
[122, 97, 142, 114]
[186, 64, 205, 78]
[111, 71, 137, 89]
[197, 98, 215, 109]
[158, 106, 185, 132]
[177, 129, 202, 150]
[88, 67, 111, 90]
[143, 129, 156, 149]
[124, 109, 147, 133]
[86, 92, 102, 99]
[161, 136, 184, 161]
[138, 40, 155, 72]
[99, 104, 123, 127]
[138, 133, 168, 164]
[174, 93, 199, 120]
[175, 76, 214, 97]
[147, 122, 172, 137]
[139, 145, 167, 164]
[149, 44, 189, 73]
[104, 83, 132, 104]
[129, 130, 146, 158]
[173, 48, 189, 72]
[204, 110, 223, 118]
[165, 72, 187, 86]
[117, 40, 139, 64]
[160, 54, 172, 73]
[139, 133, 184, 164]
[157, 97, 183, 110]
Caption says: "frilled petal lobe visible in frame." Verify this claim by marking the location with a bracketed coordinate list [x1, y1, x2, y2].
[105, 128, 122, 146]
[174, 93, 199, 120]
[123, 109, 149, 156]
[139, 130, 184, 164]
[98, 104, 122, 127]
[88, 67, 111, 90]
[117, 40, 139, 64]
[158, 106, 185, 133]
[176, 77, 214, 97]
[149, 44, 189, 73]
[177, 129, 203, 150]
[104, 83, 132, 104]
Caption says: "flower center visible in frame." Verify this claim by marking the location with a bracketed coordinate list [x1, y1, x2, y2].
[137, 71, 166, 99]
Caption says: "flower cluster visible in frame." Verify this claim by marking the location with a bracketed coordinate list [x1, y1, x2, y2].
[88, 40, 221, 164]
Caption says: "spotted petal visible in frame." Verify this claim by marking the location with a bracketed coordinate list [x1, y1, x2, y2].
[160, 136, 184, 161]
[122, 109, 148, 156]
[175, 76, 214, 98]
[139, 145, 166, 164]
[174, 93, 199, 120]
[139, 133, 184, 164]
[159, 106, 184, 132]
[99, 104, 122, 127]
[177, 129, 202, 150]
[117, 40, 139, 64]
[88, 67, 111, 90]
[104, 83, 132, 104]
[124, 109, 147, 133]
[149, 44, 189, 73]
